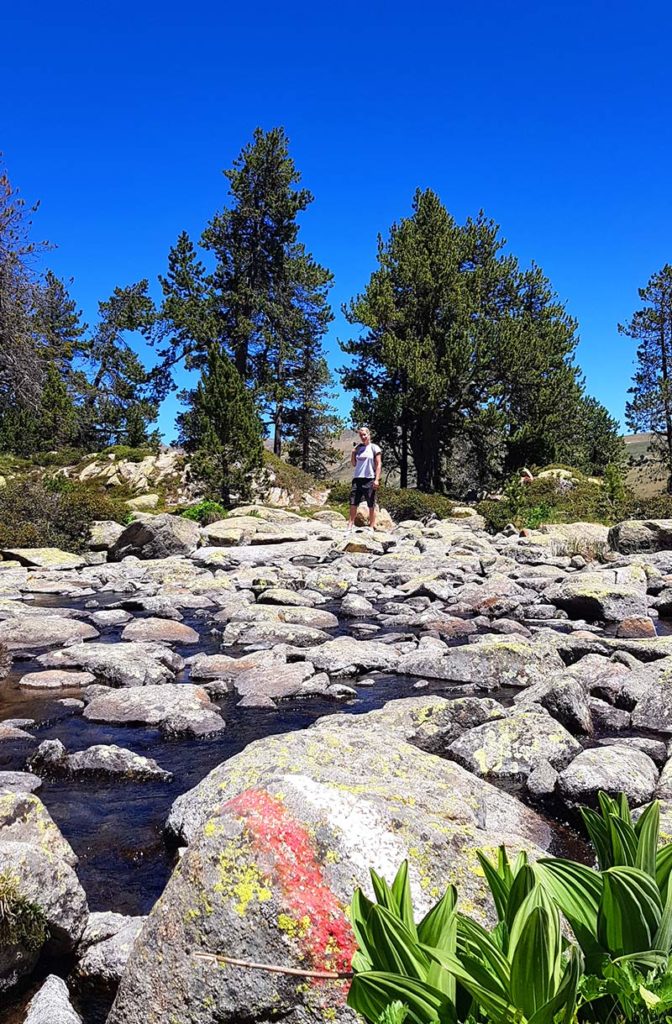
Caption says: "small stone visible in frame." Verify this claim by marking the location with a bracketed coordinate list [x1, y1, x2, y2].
[616, 616, 657, 639]
[527, 760, 559, 798]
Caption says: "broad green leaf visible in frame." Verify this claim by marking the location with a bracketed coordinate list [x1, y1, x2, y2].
[367, 905, 431, 979]
[454, 916, 510, 992]
[420, 947, 512, 1023]
[476, 850, 510, 923]
[391, 861, 418, 939]
[635, 801, 660, 879]
[656, 843, 672, 894]
[417, 886, 457, 1001]
[371, 868, 400, 917]
[351, 886, 376, 957]
[580, 806, 611, 870]
[535, 858, 603, 963]
[528, 945, 583, 1024]
[597, 866, 662, 957]
[504, 863, 536, 931]
[348, 972, 454, 1024]
[510, 906, 556, 1018]
[417, 885, 457, 948]
[508, 883, 561, 978]
[655, 874, 672, 954]
[607, 814, 638, 867]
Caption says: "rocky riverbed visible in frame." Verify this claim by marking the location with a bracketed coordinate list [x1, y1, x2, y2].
[4, 507, 672, 1023]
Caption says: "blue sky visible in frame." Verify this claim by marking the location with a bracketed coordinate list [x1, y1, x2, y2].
[3, 0, 671, 440]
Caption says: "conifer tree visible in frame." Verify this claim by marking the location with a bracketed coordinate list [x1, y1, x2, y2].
[180, 346, 263, 505]
[285, 335, 342, 477]
[80, 282, 159, 448]
[622, 265, 672, 491]
[343, 190, 603, 492]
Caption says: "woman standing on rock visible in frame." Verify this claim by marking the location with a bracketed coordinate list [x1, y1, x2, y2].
[348, 427, 382, 532]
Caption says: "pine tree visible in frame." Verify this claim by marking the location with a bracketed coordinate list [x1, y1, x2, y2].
[81, 282, 159, 448]
[622, 265, 672, 491]
[0, 162, 49, 434]
[180, 346, 263, 505]
[154, 231, 216, 375]
[286, 338, 342, 477]
[343, 190, 591, 493]
[200, 128, 333, 454]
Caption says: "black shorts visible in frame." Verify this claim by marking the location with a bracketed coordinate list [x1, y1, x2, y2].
[350, 477, 376, 509]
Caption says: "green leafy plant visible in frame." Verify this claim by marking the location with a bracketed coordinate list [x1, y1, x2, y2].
[0, 872, 48, 951]
[348, 859, 583, 1024]
[180, 499, 228, 524]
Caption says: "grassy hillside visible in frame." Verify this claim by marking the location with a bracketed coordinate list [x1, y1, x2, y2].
[624, 432, 668, 497]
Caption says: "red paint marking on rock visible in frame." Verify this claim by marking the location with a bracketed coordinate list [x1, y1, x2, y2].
[226, 788, 356, 975]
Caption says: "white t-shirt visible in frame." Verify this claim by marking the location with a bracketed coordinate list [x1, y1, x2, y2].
[353, 442, 381, 479]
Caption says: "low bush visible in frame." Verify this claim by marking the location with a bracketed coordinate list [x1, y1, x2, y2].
[477, 471, 624, 532]
[263, 451, 319, 499]
[328, 483, 455, 522]
[348, 791, 672, 1024]
[0, 478, 130, 551]
[30, 447, 87, 468]
[180, 499, 228, 525]
[100, 444, 157, 462]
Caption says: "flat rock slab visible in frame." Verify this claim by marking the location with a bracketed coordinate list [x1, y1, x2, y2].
[121, 617, 200, 645]
[18, 670, 96, 689]
[0, 770, 42, 793]
[0, 548, 86, 570]
[558, 745, 659, 806]
[230, 604, 339, 630]
[232, 662, 316, 700]
[397, 636, 564, 688]
[0, 615, 99, 650]
[83, 684, 225, 738]
[222, 620, 331, 648]
[188, 650, 283, 681]
[23, 975, 82, 1024]
[38, 642, 183, 688]
[294, 636, 401, 673]
[257, 587, 314, 606]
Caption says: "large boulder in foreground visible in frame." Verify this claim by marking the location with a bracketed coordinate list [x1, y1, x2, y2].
[608, 519, 672, 554]
[109, 514, 201, 560]
[109, 709, 552, 1024]
[558, 745, 659, 806]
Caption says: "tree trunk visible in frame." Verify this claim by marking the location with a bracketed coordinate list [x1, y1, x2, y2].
[301, 409, 310, 473]
[659, 318, 672, 487]
[273, 404, 283, 456]
[400, 417, 408, 489]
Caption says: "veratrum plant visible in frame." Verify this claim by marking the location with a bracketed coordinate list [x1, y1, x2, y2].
[579, 792, 672, 899]
[347, 860, 584, 1024]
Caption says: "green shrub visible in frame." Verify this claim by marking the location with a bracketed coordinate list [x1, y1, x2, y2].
[0, 872, 48, 951]
[101, 444, 157, 462]
[0, 479, 130, 552]
[31, 447, 87, 468]
[180, 500, 228, 525]
[263, 451, 319, 499]
[329, 483, 455, 522]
